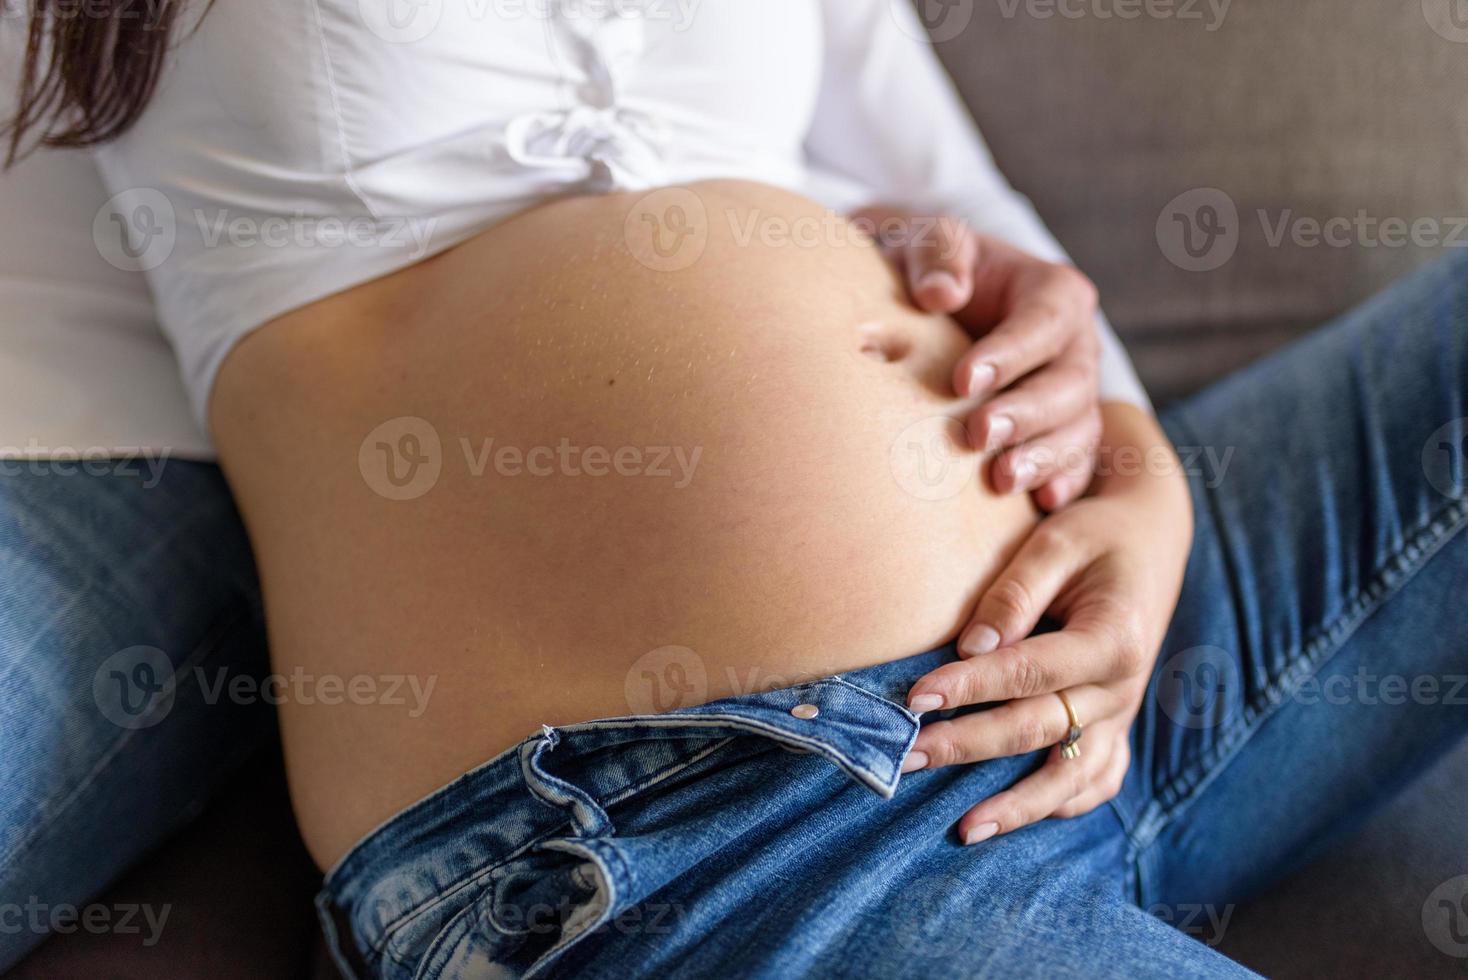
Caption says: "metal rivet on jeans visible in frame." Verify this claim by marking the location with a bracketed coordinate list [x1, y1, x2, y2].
[790, 703, 819, 720]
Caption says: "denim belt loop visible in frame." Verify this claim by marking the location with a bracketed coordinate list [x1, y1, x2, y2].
[522, 726, 615, 837]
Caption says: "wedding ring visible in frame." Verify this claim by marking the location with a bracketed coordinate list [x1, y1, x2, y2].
[1056, 690, 1083, 760]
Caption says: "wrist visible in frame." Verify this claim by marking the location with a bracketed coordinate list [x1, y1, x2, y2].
[1092, 402, 1193, 535]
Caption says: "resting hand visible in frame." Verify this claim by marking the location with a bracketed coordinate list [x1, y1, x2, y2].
[900, 405, 1193, 844]
[854, 206, 1103, 510]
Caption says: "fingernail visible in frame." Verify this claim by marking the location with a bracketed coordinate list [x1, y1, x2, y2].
[901, 751, 929, 774]
[960, 624, 1001, 657]
[918, 270, 961, 298]
[908, 693, 945, 713]
[964, 821, 1000, 845]
[1011, 458, 1036, 492]
[968, 363, 997, 396]
[984, 416, 1014, 452]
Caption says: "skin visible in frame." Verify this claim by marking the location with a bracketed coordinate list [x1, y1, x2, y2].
[853, 206, 1104, 511]
[869, 207, 1193, 843]
[209, 178, 1174, 866]
[209, 181, 1067, 868]
[904, 403, 1193, 844]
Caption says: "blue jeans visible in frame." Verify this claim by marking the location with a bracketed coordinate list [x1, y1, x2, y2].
[319, 249, 1468, 979]
[0, 459, 272, 970]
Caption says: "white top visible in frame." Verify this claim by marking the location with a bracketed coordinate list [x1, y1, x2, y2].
[0, 148, 213, 460]
[7, 0, 1149, 444]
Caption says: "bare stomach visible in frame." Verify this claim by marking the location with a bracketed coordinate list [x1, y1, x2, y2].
[209, 180, 1040, 868]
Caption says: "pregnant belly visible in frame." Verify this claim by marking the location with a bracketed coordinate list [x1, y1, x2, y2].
[210, 180, 1040, 867]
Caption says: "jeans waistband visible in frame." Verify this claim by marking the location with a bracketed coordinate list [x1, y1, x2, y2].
[318, 643, 955, 976]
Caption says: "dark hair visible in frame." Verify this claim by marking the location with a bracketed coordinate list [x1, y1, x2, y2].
[4, 0, 201, 167]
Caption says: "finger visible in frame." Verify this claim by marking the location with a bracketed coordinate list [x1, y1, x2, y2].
[989, 412, 1102, 496]
[952, 265, 1098, 398]
[904, 684, 1116, 771]
[1031, 470, 1091, 513]
[903, 218, 978, 314]
[966, 356, 1097, 454]
[956, 744, 1101, 844]
[1054, 735, 1131, 818]
[908, 625, 1120, 712]
[952, 520, 1095, 660]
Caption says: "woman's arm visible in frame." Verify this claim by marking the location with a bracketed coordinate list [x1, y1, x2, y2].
[804, 0, 1150, 414]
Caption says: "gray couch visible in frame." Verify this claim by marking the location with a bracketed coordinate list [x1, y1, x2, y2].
[13, 2, 1467, 976]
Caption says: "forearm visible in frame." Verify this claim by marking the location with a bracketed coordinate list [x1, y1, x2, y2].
[1095, 404, 1191, 510]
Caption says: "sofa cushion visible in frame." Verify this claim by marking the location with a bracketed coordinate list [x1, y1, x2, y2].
[931, 0, 1468, 402]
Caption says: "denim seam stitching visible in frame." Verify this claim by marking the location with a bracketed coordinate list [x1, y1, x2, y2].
[601, 737, 738, 807]
[1132, 493, 1468, 858]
